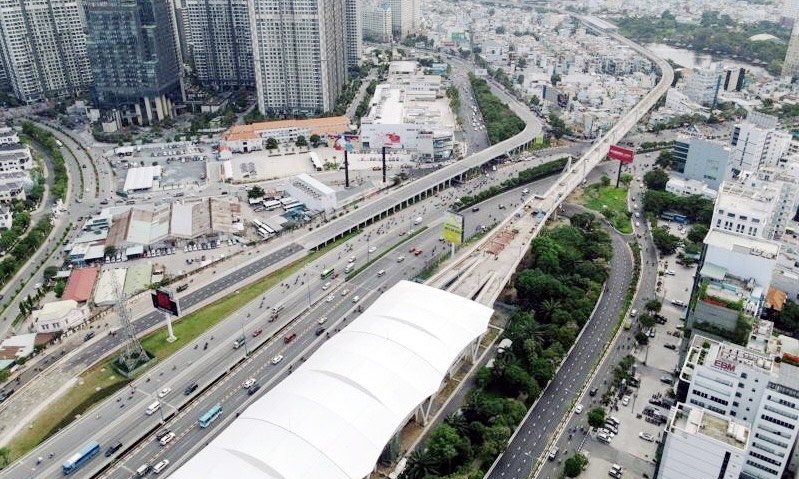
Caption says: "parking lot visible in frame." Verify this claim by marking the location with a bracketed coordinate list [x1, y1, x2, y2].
[109, 142, 212, 193]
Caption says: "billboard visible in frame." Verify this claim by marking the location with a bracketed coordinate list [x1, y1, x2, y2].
[442, 211, 465, 245]
[151, 288, 181, 316]
[384, 132, 401, 146]
[608, 144, 635, 164]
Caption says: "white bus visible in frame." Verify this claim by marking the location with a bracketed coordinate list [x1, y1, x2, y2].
[145, 400, 161, 416]
[282, 201, 301, 211]
[262, 200, 281, 211]
[252, 219, 266, 230]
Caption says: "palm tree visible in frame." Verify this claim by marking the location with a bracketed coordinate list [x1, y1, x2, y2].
[539, 299, 561, 322]
[645, 299, 662, 315]
[445, 412, 469, 436]
[400, 449, 439, 479]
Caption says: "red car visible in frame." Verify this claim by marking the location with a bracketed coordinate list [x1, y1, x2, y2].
[409, 247, 417, 253]
[252, 329, 263, 337]
[414, 249, 422, 256]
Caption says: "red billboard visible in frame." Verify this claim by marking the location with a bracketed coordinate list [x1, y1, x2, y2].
[151, 288, 181, 316]
[608, 144, 635, 164]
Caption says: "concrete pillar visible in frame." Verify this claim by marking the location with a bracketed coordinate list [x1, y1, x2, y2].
[155, 95, 165, 121]
[143, 97, 154, 124]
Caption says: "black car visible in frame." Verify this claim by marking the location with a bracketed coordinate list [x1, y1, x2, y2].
[315, 327, 326, 336]
[184, 382, 198, 395]
[84, 331, 95, 341]
[155, 429, 170, 440]
[104, 441, 123, 457]
[0, 388, 13, 402]
[248, 383, 262, 396]
[588, 387, 599, 397]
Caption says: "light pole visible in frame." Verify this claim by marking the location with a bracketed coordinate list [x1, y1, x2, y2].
[240, 315, 250, 357]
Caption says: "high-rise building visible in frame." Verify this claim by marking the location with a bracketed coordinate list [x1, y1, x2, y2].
[679, 137, 730, 191]
[784, 21, 799, 80]
[249, 0, 349, 116]
[728, 118, 792, 177]
[683, 64, 723, 107]
[84, 0, 182, 124]
[0, 0, 91, 103]
[388, 0, 418, 38]
[345, 0, 362, 69]
[184, 0, 255, 88]
[362, 2, 393, 43]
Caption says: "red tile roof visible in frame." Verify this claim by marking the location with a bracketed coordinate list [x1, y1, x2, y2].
[63, 267, 99, 302]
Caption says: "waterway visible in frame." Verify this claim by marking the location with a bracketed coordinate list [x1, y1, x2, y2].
[645, 43, 773, 79]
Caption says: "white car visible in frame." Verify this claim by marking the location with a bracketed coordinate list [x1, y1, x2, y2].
[326, 295, 335, 303]
[153, 459, 170, 474]
[621, 395, 630, 406]
[575, 404, 583, 414]
[352, 296, 360, 303]
[159, 432, 176, 446]
[271, 354, 284, 365]
[242, 378, 256, 389]
[639, 432, 655, 442]
[340, 289, 350, 296]
[157, 387, 171, 398]
[665, 270, 675, 276]
[322, 282, 331, 290]
[368, 246, 376, 253]
[318, 316, 328, 324]
[397, 256, 405, 263]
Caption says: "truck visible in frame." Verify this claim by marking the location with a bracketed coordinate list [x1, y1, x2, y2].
[233, 336, 246, 349]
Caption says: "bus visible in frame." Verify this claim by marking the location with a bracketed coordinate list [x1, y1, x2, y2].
[63, 441, 101, 475]
[252, 219, 266, 230]
[199, 404, 223, 428]
[262, 200, 281, 211]
[320, 268, 335, 280]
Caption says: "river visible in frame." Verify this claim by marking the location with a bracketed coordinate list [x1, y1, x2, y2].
[645, 43, 773, 79]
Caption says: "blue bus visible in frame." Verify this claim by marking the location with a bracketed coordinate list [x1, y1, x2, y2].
[198, 404, 223, 428]
[62, 441, 101, 475]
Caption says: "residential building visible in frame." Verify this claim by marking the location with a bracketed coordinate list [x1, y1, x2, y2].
[0, 0, 91, 103]
[345, 0, 363, 68]
[681, 137, 731, 191]
[784, 20, 799, 80]
[659, 403, 748, 479]
[362, 2, 393, 43]
[0, 143, 33, 172]
[388, 0, 418, 38]
[728, 120, 792, 176]
[0, 127, 19, 145]
[84, 0, 182, 125]
[249, 0, 349, 116]
[0, 207, 12, 229]
[183, 0, 255, 88]
[220, 116, 351, 153]
[665, 177, 718, 200]
[722, 67, 747, 92]
[683, 65, 723, 107]
[712, 181, 783, 240]
[675, 332, 799, 479]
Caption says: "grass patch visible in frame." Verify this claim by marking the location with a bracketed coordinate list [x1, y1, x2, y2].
[2, 240, 345, 463]
[582, 183, 633, 234]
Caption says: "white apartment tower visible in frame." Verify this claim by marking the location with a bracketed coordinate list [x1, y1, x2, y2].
[711, 176, 799, 241]
[184, 0, 255, 87]
[388, 0, 418, 38]
[684, 64, 723, 107]
[673, 333, 799, 479]
[249, 0, 350, 116]
[345, 0, 362, 69]
[729, 121, 792, 176]
[362, 2, 393, 43]
[0, 0, 92, 103]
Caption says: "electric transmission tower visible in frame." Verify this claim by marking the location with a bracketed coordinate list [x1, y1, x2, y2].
[112, 273, 148, 372]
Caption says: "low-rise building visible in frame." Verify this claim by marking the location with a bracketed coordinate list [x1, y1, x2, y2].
[32, 299, 89, 333]
[220, 117, 351, 154]
[665, 177, 718, 200]
[284, 174, 337, 214]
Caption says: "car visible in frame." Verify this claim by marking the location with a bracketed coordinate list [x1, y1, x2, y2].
[159, 432, 176, 446]
[639, 432, 655, 442]
[252, 328, 263, 337]
[322, 282, 331, 290]
[271, 354, 284, 365]
[608, 470, 622, 479]
[589, 387, 599, 397]
[472, 206, 480, 212]
[547, 446, 559, 460]
[575, 404, 583, 414]
[84, 331, 95, 342]
[157, 387, 171, 398]
[318, 316, 328, 324]
[671, 299, 686, 307]
[248, 383, 261, 395]
[368, 246, 376, 253]
[153, 459, 170, 474]
[341, 289, 350, 296]
[409, 247, 417, 253]
[104, 441, 123, 457]
[665, 270, 675, 275]
[498, 204, 506, 209]
[664, 343, 677, 350]
[598, 428, 615, 437]
[635, 221, 641, 227]
[326, 294, 335, 302]
[184, 382, 198, 395]
[155, 429, 170, 440]
[377, 269, 386, 277]
[397, 256, 405, 263]
[660, 375, 674, 385]
[352, 296, 360, 303]
[621, 395, 630, 406]
[242, 378, 256, 389]
[315, 327, 326, 336]
[414, 249, 423, 256]
[597, 432, 611, 444]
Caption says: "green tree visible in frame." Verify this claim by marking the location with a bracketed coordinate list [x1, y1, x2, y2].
[587, 407, 606, 428]
[656, 150, 674, 168]
[652, 226, 681, 255]
[104, 245, 117, 258]
[530, 95, 540, 106]
[309, 134, 321, 147]
[54, 280, 66, 298]
[0, 447, 9, 467]
[400, 449, 439, 479]
[600, 175, 611, 187]
[248, 186, 265, 199]
[295, 135, 308, 147]
[645, 299, 663, 315]
[639, 313, 656, 329]
[265, 137, 278, 150]
[643, 169, 670, 191]
[564, 453, 588, 477]
[425, 423, 472, 475]
[43, 265, 59, 281]
[687, 224, 709, 243]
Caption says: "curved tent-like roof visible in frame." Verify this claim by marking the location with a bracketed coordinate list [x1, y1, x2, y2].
[171, 280, 492, 479]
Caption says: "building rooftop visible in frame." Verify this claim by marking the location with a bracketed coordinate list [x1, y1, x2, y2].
[221, 117, 351, 142]
[62, 267, 99, 302]
[704, 229, 780, 259]
[669, 403, 749, 450]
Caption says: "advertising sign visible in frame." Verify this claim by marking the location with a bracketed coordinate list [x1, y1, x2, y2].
[151, 288, 181, 316]
[608, 144, 635, 164]
[442, 211, 465, 245]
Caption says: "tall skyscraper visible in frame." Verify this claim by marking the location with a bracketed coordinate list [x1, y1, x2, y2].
[184, 0, 255, 88]
[0, 0, 91, 103]
[249, 0, 349, 116]
[362, 2, 393, 43]
[84, 0, 181, 124]
[345, 0, 363, 69]
[784, 21, 799, 79]
[388, 0, 418, 38]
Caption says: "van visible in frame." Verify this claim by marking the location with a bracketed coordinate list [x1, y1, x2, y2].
[233, 336, 246, 349]
[344, 263, 354, 273]
[414, 217, 422, 225]
[272, 303, 285, 314]
[377, 270, 385, 277]
[145, 400, 161, 416]
[284, 332, 297, 343]
[136, 464, 151, 476]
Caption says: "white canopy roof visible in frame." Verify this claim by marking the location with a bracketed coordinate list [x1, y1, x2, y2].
[172, 280, 492, 479]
